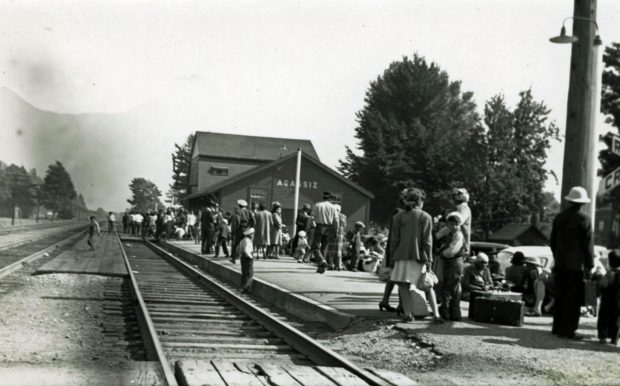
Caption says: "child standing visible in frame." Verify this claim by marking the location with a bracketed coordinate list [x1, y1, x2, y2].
[598, 250, 620, 345]
[239, 227, 255, 294]
[437, 211, 465, 321]
[295, 230, 309, 263]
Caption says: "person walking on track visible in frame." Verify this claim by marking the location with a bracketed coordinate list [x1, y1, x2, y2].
[311, 191, 339, 274]
[87, 216, 101, 251]
[550, 186, 594, 340]
[107, 212, 116, 233]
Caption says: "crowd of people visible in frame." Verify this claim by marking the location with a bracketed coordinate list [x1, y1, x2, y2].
[105, 185, 619, 345]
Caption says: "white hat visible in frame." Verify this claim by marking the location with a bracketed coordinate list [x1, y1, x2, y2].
[237, 199, 248, 207]
[298, 230, 307, 237]
[454, 188, 470, 203]
[564, 186, 591, 203]
[446, 211, 463, 225]
[476, 252, 489, 263]
[243, 227, 255, 236]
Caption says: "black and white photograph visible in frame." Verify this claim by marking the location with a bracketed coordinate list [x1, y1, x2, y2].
[1, 1, 620, 385]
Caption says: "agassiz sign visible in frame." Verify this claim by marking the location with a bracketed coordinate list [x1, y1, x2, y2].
[276, 179, 318, 189]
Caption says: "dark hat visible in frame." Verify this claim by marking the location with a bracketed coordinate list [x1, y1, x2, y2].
[511, 251, 525, 265]
[302, 203, 311, 210]
[323, 191, 333, 199]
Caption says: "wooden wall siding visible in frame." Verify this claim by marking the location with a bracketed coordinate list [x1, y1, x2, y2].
[197, 157, 264, 191]
[217, 156, 370, 230]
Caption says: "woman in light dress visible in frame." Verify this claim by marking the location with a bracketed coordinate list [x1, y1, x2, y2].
[389, 188, 441, 322]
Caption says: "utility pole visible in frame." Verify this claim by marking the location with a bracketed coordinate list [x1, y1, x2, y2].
[559, 0, 599, 220]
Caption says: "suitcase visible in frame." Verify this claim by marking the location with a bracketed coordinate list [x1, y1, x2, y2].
[468, 290, 492, 319]
[472, 297, 524, 327]
[403, 287, 430, 317]
[469, 291, 524, 319]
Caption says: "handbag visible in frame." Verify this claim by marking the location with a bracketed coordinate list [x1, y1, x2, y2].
[418, 269, 439, 290]
[378, 266, 392, 282]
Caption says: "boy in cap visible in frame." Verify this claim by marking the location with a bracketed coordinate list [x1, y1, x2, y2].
[437, 211, 466, 321]
[295, 230, 309, 263]
[598, 250, 620, 345]
[230, 199, 255, 264]
[239, 227, 255, 293]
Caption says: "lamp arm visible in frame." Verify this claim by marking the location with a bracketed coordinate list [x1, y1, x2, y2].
[562, 16, 599, 32]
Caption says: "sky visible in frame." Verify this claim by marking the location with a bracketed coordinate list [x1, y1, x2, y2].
[1, 0, 619, 212]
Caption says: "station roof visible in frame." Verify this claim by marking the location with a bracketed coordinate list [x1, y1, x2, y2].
[192, 131, 319, 162]
[184, 151, 374, 200]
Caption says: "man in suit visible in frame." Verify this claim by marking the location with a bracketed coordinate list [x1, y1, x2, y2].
[550, 186, 594, 339]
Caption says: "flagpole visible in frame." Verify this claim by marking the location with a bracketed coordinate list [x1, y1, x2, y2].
[292, 148, 302, 236]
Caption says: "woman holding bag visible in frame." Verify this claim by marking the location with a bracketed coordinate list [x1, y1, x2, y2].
[389, 188, 440, 322]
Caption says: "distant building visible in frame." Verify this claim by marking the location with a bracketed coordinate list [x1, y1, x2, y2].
[488, 223, 549, 246]
[185, 132, 374, 229]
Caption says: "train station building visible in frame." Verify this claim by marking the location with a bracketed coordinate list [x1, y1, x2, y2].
[184, 131, 374, 229]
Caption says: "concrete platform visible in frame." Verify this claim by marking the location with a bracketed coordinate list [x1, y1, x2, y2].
[161, 240, 403, 329]
[36, 233, 128, 277]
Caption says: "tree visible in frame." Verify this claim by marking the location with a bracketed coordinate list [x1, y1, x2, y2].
[465, 90, 558, 238]
[598, 42, 620, 247]
[338, 54, 480, 223]
[0, 164, 35, 221]
[41, 161, 78, 219]
[170, 133, 195, 202]
[127, 178, 163, 212]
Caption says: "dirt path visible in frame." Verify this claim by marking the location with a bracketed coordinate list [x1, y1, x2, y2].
[308, 313, 620, 386]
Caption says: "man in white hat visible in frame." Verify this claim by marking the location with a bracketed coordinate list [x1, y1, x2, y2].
[230, 199, 255, 264]
[550, 186, 594, 339]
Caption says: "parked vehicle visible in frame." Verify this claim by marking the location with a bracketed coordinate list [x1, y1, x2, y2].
[497, 246, 553, 274]
[469, 241, 510, 257]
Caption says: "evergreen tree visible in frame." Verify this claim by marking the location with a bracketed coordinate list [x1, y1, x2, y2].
[127, 178, 163, 212]
[41, 161, 78, 219]
[170, 133, 195, 201]
[0, 164, 35, 218]
[338, 54, 480, 223]
[598, 42, 620, 247]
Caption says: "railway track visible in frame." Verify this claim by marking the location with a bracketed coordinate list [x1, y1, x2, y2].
[0, 227, 87, 280]
[0, 223, 87, 251]
[119, 237, 392, 386]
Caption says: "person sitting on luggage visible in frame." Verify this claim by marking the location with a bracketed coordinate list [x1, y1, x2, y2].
[462, 252, 494, 301]
[504, 251, 528, 292]
[598, 249, 620, 345]
[522, 256, 549, 317]
[362, 236, 384, 273]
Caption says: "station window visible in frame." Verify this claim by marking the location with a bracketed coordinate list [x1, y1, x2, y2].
[209, 167, 229, 176]
[249, 187, 269, 208]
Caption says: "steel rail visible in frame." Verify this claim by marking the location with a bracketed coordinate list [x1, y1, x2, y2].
[0, 223, 88, 251]
[146, 240, 391, 386]
[0, 228, 87, 280]
[115, 234, 178, 386]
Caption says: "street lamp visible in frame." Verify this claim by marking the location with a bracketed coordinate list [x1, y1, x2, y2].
[549, 16, 602, 45]
[550, 0, 602, 221]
